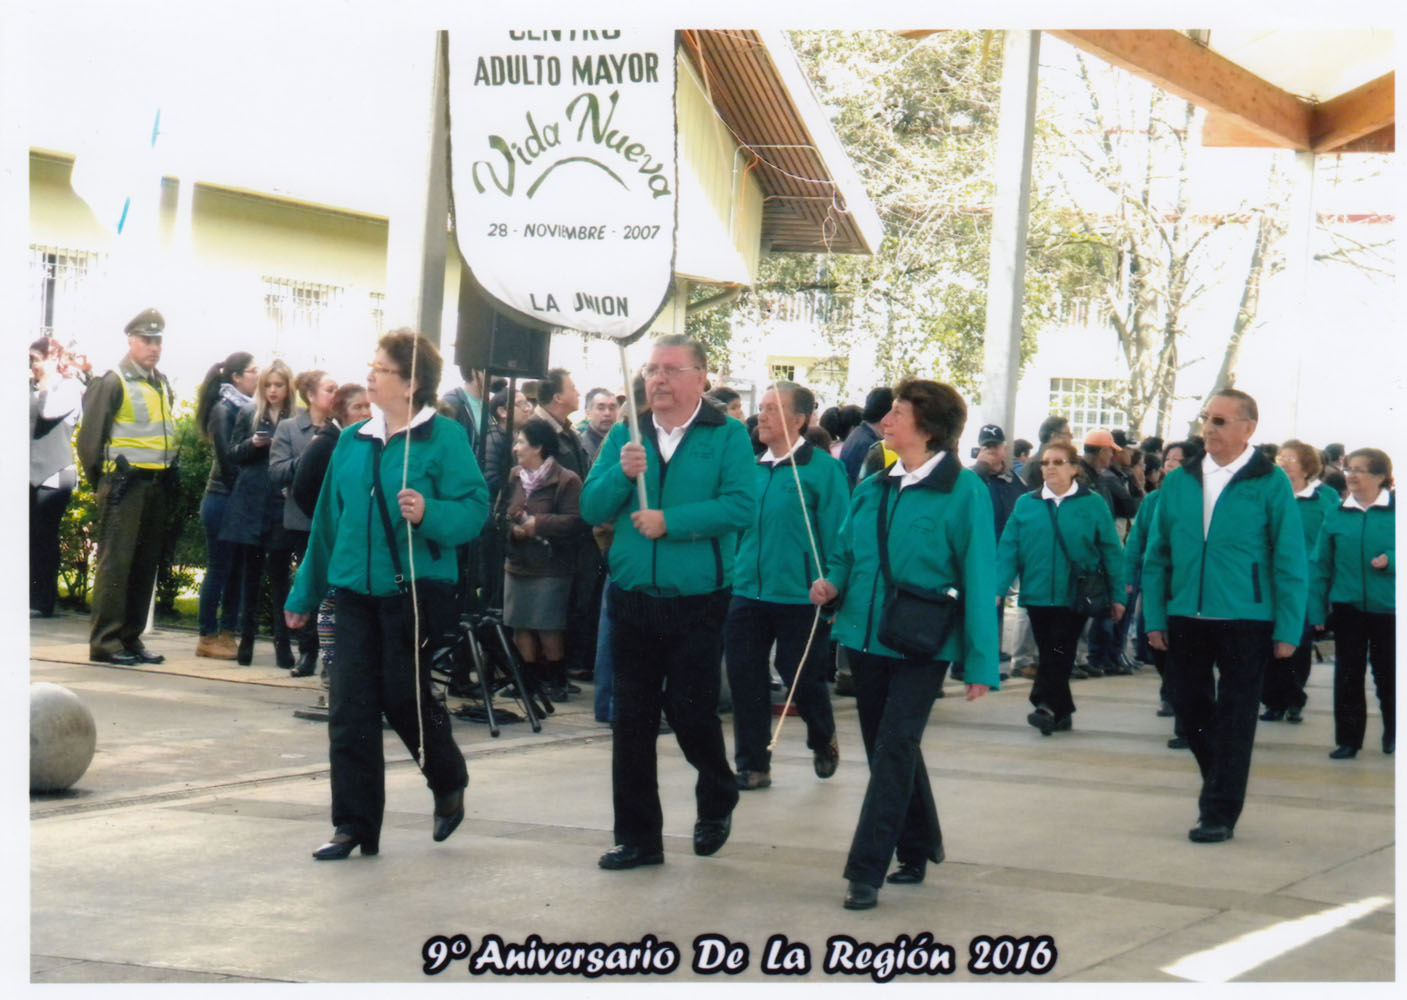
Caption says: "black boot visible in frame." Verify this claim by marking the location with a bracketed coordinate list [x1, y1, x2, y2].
[544, 659, 570, 701]
[236, 632, 254, 666]
[292, 649, 318, 677]
[275, 637, 295, 669]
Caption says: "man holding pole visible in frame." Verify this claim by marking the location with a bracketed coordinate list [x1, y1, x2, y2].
[580, 334, 756, 869]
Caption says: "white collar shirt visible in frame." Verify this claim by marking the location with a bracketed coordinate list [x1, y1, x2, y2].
[760, 435, 806, 466]
[1295, 478, 1322, 499]
[1201, 443, 1256, 538]
[1041, 480, 1080, 506]
[889, 451, 945, 490]
[363, 405, 436, 442]
[655, 399, 703, 463]
[1343, 488, 1391, 512]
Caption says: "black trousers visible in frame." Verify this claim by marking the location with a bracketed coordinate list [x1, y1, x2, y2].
[1261, 623, 1314, 712]
[608, 583, 737, 852]
[1167, 616, 1273, 829]
[237, 544, 292, 645]
[1026, 606, 1087, 719]
[287, 531, 317, 655]
[30, 484, 72, 616]
[1331, 605, 1395, 750]
[328, 589, 467, 841]
[724, 596, 835, 773]
[843, 647, 945, 888]
[90, 476, 167, 658]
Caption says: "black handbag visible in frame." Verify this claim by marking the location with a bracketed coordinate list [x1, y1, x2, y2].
[1045, 500, 1112, 618]
[874, 477, 961, 660]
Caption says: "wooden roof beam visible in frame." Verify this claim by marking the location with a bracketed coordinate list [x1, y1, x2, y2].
[1311, 71, 1394, 151]
[1048, 29, 1313, 149]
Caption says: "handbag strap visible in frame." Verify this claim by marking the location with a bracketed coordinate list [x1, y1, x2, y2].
[875, 475, 899, 587]
[369, 438, 407, 589]
[1045, 498, 1078, 568]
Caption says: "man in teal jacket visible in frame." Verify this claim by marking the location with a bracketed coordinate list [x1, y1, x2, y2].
[580, 335, 757, 870]
[1144, 389, 1306, 843]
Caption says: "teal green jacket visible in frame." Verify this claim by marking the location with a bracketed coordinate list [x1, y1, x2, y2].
[995, 486, 1124, 608]
[1294, 482, 1341, 556]
[1308, 492, 1396, 621]
[287, 413, 489, 612]
[1121, 487, 1163, 592]
[580, 404, 756, 597]
[823, 453, 999, 685]
[1142, 449, 1307, 645]
[733, 441, 849, 605]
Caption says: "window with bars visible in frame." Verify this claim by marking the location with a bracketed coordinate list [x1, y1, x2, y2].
[263, 276, 342, 351]
[1048, 377, 1127, 441]
[369, 292, 386, 336]
[769, 364, 796, 382]
[30, 245, 104, 341]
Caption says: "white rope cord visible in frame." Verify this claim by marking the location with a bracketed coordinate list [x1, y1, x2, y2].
[766, 399, 827, 753]
[403, 334, 425, 769]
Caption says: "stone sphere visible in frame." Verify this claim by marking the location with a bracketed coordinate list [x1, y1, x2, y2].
[30, 682, 97, 792]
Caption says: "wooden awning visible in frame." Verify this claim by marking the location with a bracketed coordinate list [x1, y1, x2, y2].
[683, 29, 884, 254]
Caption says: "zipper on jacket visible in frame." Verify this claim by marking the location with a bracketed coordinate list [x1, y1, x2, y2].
[1251, 562, 1262, 603]
[652, 446, 669, 591]
[1358, 510, 1368, 612]
[862, 484, 904, 652]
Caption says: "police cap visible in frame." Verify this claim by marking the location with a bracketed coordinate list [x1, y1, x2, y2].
[124, 308, 165, 338]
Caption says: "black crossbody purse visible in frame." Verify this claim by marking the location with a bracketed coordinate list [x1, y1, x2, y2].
[1046, 499, 1112, 618]
[875, 477, 961, 660]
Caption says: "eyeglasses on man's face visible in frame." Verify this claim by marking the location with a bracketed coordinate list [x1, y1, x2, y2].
[644, 364, 701, 380]
[1198, 412, 1246, 428]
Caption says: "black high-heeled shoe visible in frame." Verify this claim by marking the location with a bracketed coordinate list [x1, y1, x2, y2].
[312, 830, 378, 860]
[236, 632, 254, 666]
[433, 788, 465, 843]
[275, 638, 295, 669]
[291, 650, 318, 677]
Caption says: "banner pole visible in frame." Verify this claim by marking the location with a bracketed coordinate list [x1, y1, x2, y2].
[618, 342, 649, 512]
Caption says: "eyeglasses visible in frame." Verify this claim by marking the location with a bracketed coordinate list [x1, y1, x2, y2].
[644, 364, 700, 380]
[367, 362, 402, 377]
[1345, 467, 1377, 477]
[1040, 459, 1070, 467]
[1198, 412, 1246, 427]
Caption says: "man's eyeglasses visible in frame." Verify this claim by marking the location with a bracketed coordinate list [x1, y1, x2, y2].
[1198, 412, 1245, 427]
[644, 364, 700, 380]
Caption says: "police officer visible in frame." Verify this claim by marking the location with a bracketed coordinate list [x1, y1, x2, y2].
[76, 308, 178, 665]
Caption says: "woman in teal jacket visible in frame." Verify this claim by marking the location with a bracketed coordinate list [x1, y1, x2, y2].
[810, 379, 997, 912]
[1309, 447, 1395, 758]
[726, 382, 849, 790]
[286, 332, 489, 860]
[1262, 440, 1340, 722]
[995, 439, 1124, 735]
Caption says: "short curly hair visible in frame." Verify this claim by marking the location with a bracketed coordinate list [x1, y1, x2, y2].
[892, 378, 966, 454]
[378, 329, 442, 410]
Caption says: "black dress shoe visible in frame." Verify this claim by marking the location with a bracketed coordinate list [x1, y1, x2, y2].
[1082, 661, 1105, 678]
[1027, 708, 1056, 736]
[598, 844, 664, 870]
[1383, 738, 1395, 755]
[313, 830, 378, 859]
[693, 813, 732, 856]
[843, 880, 878, 910]
[814, 736, 840, 779]
[1329, 745, 1359, 759]
[291, 650, 318, 677]
[92, 650, 141, 666]
[1286, 706, 1303, 723]
[886, 861, 926, 885]
[1259, 708, 1284, 722]
[1167, 735, 1190, 749]
[1188, 822, 1233, 843]
[1157, 700, 1176, 717]
[128, 648, 165, 664]
[433, 788, 465, 842]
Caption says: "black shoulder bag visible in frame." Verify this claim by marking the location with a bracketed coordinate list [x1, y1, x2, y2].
[875, 477, 961, 660]
[1046, 499, 1112, 618]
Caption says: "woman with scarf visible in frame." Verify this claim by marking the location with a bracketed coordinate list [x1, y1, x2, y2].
[498, 417, 585, 700]
[193, 352, 258, 659]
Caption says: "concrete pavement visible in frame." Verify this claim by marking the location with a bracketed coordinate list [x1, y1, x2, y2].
[28, 611, 1396, 984]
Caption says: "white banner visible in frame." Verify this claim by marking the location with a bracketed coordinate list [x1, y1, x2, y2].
[450, 28, 678, 342]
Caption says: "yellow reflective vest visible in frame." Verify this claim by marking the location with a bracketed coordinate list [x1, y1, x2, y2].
[103, 360, 175, 472]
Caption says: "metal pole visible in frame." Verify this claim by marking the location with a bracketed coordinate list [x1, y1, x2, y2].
[978, 30, 1040, 436]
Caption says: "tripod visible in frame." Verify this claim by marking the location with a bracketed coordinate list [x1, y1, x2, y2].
[426, 606, 553, 737]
